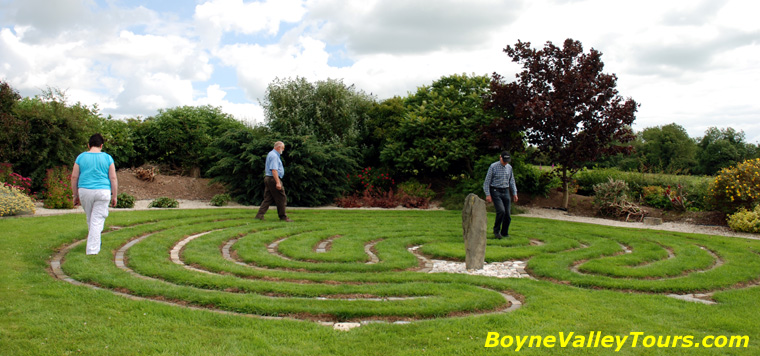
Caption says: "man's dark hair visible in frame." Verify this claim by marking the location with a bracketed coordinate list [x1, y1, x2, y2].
[89, 133, 105, 148]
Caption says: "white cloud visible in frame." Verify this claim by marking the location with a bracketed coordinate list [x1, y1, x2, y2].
[194, 84, 264, 125]
[194, 0, 306, 46]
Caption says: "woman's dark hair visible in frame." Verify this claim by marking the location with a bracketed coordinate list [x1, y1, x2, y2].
[89, 133, 105, 148]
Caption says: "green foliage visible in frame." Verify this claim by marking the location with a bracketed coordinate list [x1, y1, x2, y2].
[0, 184, 35, 216]
[3, 89, 99, 190]
[637, 123, 697, 173]
[210, 193, 232, 207]
[207, 128, 359, 207]
[360, 97, 405, 166]
[94, 118, 142, 169]
[641, 186, 670, 209]
[380, 73, 495, 177]
[708, 158, 760, 214]
[727, 205, 760, 233]
[262, 77, 375, 146]
[115, 193, 136, 209]
[43, 166, 74, 209]
[697, 127, 758, 175]
[148, 197, 179, 208]
[397, 179, 435, 200]
[574, 168, 711, 210]
[137, 105, 246, 176]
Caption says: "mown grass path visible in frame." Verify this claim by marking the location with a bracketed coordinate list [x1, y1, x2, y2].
[3, 209, 760, 355]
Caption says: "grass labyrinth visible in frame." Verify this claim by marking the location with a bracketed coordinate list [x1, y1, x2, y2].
[4, 209, 760, 355]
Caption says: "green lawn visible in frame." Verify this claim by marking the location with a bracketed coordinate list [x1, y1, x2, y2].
[1, 209, 759, 355]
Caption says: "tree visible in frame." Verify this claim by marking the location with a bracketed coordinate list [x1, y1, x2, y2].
[696, 127, 755, 176]
[487, 39, 638, 208]
[380, 73, 496, 177]
[261, 77, 375, 146]
[637, 123, 697, 174]
[136, 105, 246, 177]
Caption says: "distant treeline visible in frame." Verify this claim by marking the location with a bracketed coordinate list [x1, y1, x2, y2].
[1, 76, 757, 206]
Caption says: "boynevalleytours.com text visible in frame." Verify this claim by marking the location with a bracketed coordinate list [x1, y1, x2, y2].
[484, 331, 749, 352]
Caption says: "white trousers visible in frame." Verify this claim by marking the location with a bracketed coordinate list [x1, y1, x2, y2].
[79, 188, 111, 255]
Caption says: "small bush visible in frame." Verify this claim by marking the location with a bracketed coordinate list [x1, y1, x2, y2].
[0, 163, 34, 197]
[397, 179, 434, 209]
[593, 178, 646, 221]
[210, 193, 232, 207]
[708, 158, 760, 214]
[348, 167, 395, 194]
[0, 185, 36, 216]
[727, 205, 760, 233]
[148, 197, 179, 208]
[43, 166, 73, 209]
[335, 194, 362, 208]
[362, 189, 398, 208]
[115, 193, 136, 208]
[641, 186, 670, 209]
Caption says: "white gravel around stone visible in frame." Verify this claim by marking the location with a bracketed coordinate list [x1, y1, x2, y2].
[429, 260, 530, 278]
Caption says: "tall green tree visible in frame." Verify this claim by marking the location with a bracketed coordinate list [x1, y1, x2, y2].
[380, 73, 496, 177]
[487, 39, 638, 209]
[136, 105, 246, 177]
[637, 123, 697, 174]
[261, 77, 375, 146]
[696, 127, 756, 175]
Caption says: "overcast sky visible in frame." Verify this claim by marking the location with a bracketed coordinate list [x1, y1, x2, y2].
[1, 0, 759, 143]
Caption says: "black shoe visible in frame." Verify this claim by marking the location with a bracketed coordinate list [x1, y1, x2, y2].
[494, 232, 502, 240]
[254, 215, 265, 221]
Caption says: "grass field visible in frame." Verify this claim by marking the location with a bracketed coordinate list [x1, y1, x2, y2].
[2, 208, 759, 355]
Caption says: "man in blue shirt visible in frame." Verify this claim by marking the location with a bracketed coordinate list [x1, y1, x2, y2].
[483, 151, 518, 239]
[255, 141, 293, 222]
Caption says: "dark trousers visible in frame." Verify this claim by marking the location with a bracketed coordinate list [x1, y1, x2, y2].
[490, 187, 512, 236]
[256, 176, 287, 220]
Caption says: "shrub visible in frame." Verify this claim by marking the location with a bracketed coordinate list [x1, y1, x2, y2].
[575, 168, 711, 211]
[115, 193, 135, 208]
[211, 193, 232, 207]
[397, 179, 435, 209]
[641, 186, 670, 209]
[0, 163, 34, 197]
[334, 194, 362, 208]
[207, 130, 359, 207]
[727, 205, 760, 233]
[348, 167, 395, 194]
[148, 197, 179, 208]
[593, 178, 646, 221]
[362, 189, 398, 208]
[43, 166, 73, 209]
[708, 158, 760, 214]
[0, 185, 36, 216]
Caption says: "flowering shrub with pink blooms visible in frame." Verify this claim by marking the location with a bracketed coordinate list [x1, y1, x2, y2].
[0, 163, 34, 198]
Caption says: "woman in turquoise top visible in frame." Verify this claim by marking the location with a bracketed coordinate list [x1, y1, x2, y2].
[70, 133, 118, 255]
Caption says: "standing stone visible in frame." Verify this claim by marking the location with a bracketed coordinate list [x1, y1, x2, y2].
[462, 193, 487, 270]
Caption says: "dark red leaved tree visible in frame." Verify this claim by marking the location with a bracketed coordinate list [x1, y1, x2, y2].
[486, 39, 638, 209]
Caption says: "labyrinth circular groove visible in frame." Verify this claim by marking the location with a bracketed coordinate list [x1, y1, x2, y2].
[50, 210, 760, 324]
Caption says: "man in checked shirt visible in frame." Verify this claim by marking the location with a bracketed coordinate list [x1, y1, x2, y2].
[483, 152, 519, 239]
